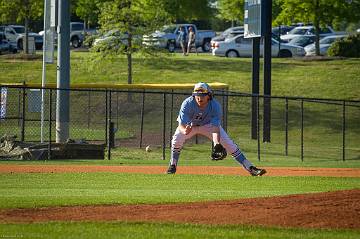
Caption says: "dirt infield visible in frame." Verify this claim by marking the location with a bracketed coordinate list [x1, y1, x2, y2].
[0, 165, 359, 229]
[1, 165, 360, 177]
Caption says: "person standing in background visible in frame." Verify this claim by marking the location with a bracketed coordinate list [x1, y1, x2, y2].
[177, 26, 187, 56]
[187, 26, 197, 55]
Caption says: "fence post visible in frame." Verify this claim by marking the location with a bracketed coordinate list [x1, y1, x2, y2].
[342, 101, 346, 161]
[48, 89, 52, 160]
[162, 93, 166, 160]
[252, 94, 258, 139]
[139, 90, 145, 148]
[222, 91, 226, 131]
[257, 95, 260, 161]
[252, 37, 260, 140]
[301, 100, 304, 161]
[18, 90, 21, 127]
[285, 98, 289, 156]
[87, 90, 91, 128]
[108, 90, 112, 157]
[263, 95, 271, 142]
[105, 90, 108, 145]
[20, 86, 26, 142]
[169, 90, 174, 149]
[225, 91, 228, 131]
[107, 120, 114, 160]
[116, 92, 119, 130]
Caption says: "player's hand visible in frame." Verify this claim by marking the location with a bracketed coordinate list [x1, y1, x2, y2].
[183, 125, 192, 135]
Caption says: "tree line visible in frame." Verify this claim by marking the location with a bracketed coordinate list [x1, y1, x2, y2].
[1, 0, 360, 32]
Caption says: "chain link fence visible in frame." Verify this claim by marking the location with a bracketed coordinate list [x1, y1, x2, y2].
[1, 85, 359, 162]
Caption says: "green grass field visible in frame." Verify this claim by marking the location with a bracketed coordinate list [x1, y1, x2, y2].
[0, 52, 360, 238]
[0, 172, 359, 238]
[1, 172, 359, 209]
[2, 221, 359, 239]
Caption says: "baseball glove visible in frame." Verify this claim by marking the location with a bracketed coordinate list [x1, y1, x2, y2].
[211, 143, 227, 161]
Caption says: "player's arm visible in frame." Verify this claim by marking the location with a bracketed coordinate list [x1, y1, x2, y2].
[211, 125, 220, 145]
[177, 98, 193, 135]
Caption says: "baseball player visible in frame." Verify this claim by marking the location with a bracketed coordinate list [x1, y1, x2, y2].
[166, 82, 266, 176]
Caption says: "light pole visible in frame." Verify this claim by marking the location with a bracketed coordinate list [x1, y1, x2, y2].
[56, 0, 70, 142]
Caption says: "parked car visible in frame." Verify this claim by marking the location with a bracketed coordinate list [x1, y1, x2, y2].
[0, 32, 17, 54]
[287, 35, 316, 47]
[211, 26, 244, 50]
[211, 31, 244, 50]
[212, 26, 244, 42]
[271, 32, 287, 43]
[304, 35, 348, 56]
[272, 25, 295, 37]
[212, 34, 305, 58]
[39, 22, 85, 48]
[143, 24, 216, 52]
[0, 25, 43, 50]
[69, 22, 85, 48]
[281, 26, 335, 42]
[83, 28, 99, 47]
[93, 30, 129, 47]
[212, 32, 285, 50]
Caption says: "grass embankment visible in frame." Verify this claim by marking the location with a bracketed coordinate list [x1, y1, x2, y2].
[1, 52, 359, 100]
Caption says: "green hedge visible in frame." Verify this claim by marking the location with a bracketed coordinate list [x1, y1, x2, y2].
[328, 33, 360, 57]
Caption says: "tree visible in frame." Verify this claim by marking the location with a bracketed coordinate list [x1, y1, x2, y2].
[163, 0, 214, 23]
[75, 0, 106, 29]
[97, 0, 171, 84]
[275, 0, 360, 55]
[272, 0, 284, 22]
[0, 0, 43, 54]
[216, 0, 244, 27]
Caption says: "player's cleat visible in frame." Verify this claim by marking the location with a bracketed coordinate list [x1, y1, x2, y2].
[166, 165, 177, 174]
[249, 166, 266, 176]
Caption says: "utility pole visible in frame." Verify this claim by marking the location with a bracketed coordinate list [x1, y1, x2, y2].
[251, 37, 260, 139]
[263, 0, 272, 142]
[56, 0, 70, 142]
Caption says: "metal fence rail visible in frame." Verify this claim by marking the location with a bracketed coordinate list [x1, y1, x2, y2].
[1, 85, 359, 161]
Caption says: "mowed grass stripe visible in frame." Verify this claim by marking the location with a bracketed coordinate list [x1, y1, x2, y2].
[0, 172, 359, 209]
[0, 221, 359, 239]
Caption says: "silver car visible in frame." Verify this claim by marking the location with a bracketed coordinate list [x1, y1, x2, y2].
[211, 26, 244, 50]
[1, 25, 43, 50]
[211, 26, 244, 42]
[304, 35, 347, 56]
[212, 34, 305, 58]
[281, 26, 335, 42]
[0, 32, 17, 54]
[287, 35, 316, 47]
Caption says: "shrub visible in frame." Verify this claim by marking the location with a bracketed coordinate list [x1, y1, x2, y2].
[328, 33, 360, 57]
[83, 34, 98, 48]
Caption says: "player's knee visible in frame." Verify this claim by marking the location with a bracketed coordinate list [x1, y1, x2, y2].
[171, 135, 184, 149]
[172, 139, 184, 150]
